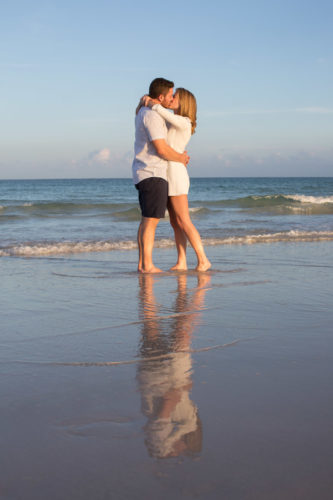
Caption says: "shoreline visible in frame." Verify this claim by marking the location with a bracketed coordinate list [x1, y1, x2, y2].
[1, 231, 333, 258]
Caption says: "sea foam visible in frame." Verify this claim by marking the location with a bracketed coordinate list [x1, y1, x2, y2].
[1, 230, 333, 257]
[284, 194, 333, 204]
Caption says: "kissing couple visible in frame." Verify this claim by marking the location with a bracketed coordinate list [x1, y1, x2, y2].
[132, 77, 211, 274]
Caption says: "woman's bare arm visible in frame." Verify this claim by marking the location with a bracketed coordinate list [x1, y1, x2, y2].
[152, 103, 190, 131]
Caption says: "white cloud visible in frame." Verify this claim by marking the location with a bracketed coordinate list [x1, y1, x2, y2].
[295, 107, 333, 114]
[204, 107, 333, 117]
[188, 146, 333, 177]
[0, 63, 36, 69]
[91, 148, 111, 163]
[67, 148, 133, 178]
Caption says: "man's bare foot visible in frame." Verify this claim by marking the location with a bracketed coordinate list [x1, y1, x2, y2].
[140, 266, 164, 274]
[170, 263, 187, 271]
[195, 259, 211, 272]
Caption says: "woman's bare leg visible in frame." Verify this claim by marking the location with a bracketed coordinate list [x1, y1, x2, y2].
[167, 199, 187, 270]
[137, 221, 143, 272]
[169, 195, 211, 271]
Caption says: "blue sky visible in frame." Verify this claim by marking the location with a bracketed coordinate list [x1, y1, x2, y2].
[1, 0, 332, 178]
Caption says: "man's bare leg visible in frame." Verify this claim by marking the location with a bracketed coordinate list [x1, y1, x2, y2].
[139, 217, 163, 273]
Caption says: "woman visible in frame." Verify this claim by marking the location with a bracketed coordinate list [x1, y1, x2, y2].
[143, 89, 211, 271]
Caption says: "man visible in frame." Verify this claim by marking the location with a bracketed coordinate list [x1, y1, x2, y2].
[132, 78, 189, 273]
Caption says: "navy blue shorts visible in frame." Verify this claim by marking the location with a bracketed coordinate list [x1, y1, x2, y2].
[135, 177, 168, 219]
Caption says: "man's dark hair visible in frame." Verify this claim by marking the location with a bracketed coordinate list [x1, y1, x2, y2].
[149, 78, 174, 99]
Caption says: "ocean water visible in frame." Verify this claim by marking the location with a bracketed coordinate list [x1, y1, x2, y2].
[1, 177, 333, 498]
[0, 177, 333, 256]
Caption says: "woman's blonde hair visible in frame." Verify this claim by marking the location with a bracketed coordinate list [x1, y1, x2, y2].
[176, 88, 197, 134]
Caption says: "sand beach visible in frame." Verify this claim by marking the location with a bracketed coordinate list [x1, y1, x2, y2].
[1, 240, 333, 499]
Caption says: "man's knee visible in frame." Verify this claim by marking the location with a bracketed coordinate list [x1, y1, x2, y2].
[142, 216, 160, 227]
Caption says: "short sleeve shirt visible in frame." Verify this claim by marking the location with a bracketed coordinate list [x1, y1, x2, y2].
[132, 107, 168, 184]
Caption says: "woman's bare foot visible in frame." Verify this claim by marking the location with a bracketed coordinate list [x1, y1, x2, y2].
[195, 259, 211, 272]
[197, 273, 212, 288]
[170, 263, 188, 271]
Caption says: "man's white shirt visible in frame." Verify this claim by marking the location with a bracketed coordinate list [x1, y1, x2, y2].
[132, 107, 168, 185]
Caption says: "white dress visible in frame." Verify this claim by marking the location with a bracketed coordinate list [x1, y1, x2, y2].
[152, 104, 192, 196]
[137, 351, 198, 458]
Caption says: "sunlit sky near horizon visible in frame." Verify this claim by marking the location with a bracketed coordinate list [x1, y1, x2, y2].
[1, 0, 333, 179]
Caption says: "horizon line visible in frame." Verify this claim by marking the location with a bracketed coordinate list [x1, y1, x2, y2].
[1, 175, 333, 182]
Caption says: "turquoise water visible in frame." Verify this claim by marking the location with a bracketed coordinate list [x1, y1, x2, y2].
[0, 177, 333, 256]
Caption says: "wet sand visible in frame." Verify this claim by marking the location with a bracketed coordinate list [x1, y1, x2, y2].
[1, 242, 333, 499]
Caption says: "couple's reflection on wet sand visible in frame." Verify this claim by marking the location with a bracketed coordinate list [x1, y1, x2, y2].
[136, 272, 211, 459]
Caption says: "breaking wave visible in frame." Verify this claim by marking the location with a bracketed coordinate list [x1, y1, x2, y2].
[284, 194, 333, 204]
[205, 194, 333, 214]
[1, 230, 333, 257]
[1, 194, 332, 219]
